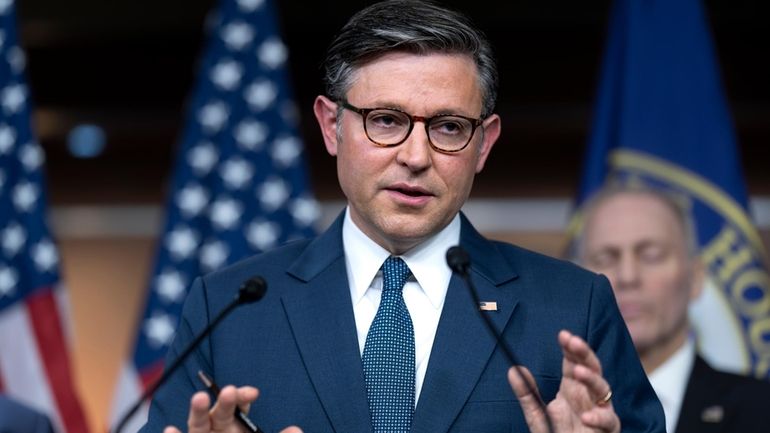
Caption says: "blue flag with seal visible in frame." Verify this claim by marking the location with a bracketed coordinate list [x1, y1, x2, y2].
[571, 0, 770, 377]
[109, 0, 319, 430]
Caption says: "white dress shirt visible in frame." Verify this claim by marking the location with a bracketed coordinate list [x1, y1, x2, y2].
[648, 338, 696, 433]
[342, 208, 460, 404]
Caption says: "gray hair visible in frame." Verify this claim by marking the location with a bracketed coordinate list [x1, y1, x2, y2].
[322, 0, 498, 118]
[574, 185, 700, 262]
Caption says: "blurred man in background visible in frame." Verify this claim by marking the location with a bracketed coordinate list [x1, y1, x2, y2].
[577, 186, 770, 433]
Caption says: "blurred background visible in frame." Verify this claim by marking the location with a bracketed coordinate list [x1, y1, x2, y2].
[6, 0, 770, 431]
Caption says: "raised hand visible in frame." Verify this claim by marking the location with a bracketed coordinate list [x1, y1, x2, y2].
[508, 330, 621, 433]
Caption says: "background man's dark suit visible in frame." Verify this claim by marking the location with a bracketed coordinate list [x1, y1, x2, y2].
[142, 214, 664, 432]
[675, 356, 770, 433]
[0, 396, 55, 433]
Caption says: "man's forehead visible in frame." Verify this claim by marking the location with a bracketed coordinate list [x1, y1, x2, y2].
[585, 192, 686, 246]
[345, 52, 483, 108]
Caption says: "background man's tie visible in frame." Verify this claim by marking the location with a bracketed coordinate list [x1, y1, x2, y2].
[362, 256, 415, 432]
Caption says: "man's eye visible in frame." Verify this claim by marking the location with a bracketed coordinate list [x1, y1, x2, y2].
[432, 119, 468, 135]
[588, 251, 617, 269]
[639, 245, 668, 263]
[369, 112, 406, 128]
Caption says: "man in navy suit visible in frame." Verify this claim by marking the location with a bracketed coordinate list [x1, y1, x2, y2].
[0, 395, 55, 433]
[577, 186, 770, 433]
[146, 1, 664, 432]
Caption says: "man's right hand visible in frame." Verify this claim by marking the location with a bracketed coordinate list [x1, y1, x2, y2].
[162, 385, 302, 433]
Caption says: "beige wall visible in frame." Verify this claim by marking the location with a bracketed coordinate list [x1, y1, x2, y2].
[59, 238, 155, 432]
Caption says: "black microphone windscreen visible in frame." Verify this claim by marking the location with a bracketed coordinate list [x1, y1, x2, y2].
[239, 276, 267, 304]
[446, 246, 471, 275]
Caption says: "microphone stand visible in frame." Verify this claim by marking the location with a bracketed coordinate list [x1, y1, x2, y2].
[112, 276, 267, 433]
[446, 246, 553, 433]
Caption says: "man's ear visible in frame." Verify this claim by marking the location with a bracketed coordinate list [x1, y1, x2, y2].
[313, 95, 339, 156]
[475, 114, 501, 173]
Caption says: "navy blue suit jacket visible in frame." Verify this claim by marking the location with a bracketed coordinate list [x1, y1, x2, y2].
[142, 214, 664, 432]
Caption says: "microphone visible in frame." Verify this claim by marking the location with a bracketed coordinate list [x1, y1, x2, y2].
[446, 246, 553, 433]
[113, 276, 268, 433]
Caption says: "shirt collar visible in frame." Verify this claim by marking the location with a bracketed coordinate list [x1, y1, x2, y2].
[342, 207, 460, 309]
[648, 338, 695, 433]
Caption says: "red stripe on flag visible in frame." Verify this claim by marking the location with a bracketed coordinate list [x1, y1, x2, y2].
[27, 287, 91, 433]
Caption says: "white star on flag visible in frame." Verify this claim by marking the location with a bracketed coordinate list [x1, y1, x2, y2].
[143, 313, 176, 348]
[0, 123, 15, 154]
[234, 118, 268, 150]
[155, 269, 187, 303]
[221, 21, 255, 51]
[1, 83, 25, 114]
[210, 59, 244, 91]
[0, 0, 12, 15]
[19, 142, 44, 171]
[12, 181, 38, 212]
[219, 157, 254, 190]
[2, 222, 26, 256]
[165, 226, 200, 261]
[272, 135, 301, 167]
[257, 37, 287, 69]
[176, 183, 209, 218]
[257, 177, 289, 211]
[198, 101, 230, 133]
[209, 197, 243, 230]
[31, 239, 58, 272]
[290, 197, 321, 227]
[245, 220, 280, 250]
[0, 264, 18, 298]
[244, 79, 278, 111]
[187, 142, 220, 176]
[200, 240, 229, 271]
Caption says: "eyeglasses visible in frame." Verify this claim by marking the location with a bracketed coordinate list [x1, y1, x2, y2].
[339, 100, 485, 153]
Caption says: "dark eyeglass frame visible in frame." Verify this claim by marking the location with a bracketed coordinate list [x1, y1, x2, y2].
[338, 100, 485, 154]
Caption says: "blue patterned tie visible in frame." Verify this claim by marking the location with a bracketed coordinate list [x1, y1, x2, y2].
[362, 256, 415, 433]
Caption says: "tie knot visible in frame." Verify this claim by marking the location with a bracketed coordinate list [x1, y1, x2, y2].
[381, 256, 411, 293]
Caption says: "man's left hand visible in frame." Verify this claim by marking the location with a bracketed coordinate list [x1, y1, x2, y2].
[508, 329, 621, 433]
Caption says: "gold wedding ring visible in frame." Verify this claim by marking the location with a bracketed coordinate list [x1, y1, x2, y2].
[597, 389, 613, 406]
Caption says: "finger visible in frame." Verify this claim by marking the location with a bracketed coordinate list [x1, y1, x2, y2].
[573, 363, 613, 407]
[580, 406, 621, 433]
[164, 427, 182, 433]
[280, 427, 304, 433]
[236, 385, 259, 413]
[559, 330, 602, 375]
[187, 391, 213, 433]
[209, 385, 240, 430]
[507, 366, 549, 433]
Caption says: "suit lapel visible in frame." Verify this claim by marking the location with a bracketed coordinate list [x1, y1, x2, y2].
[675, 356, 726, 433]
[281, 214, 372, 433]
[412, 215, 519, 433]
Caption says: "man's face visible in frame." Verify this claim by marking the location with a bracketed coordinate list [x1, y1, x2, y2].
[314, 52, 500, 254]
[581, 193, 702, 356]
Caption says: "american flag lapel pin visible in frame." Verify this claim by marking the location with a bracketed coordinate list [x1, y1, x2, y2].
[479, 301, 498, 311]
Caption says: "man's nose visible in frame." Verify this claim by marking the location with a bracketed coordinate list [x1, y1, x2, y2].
[614, 255, 641, 290]
[395, 122, 432, 170]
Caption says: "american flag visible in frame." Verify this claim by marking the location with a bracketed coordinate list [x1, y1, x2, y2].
[109, 0, 319, 430]
[0, 1, 91, 432]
